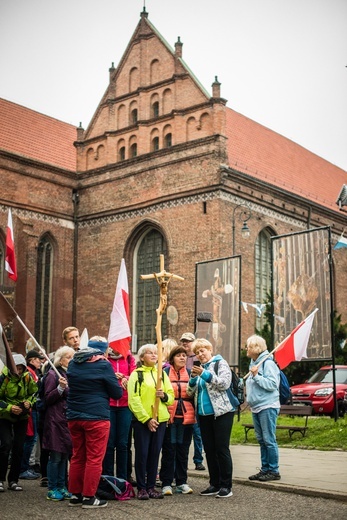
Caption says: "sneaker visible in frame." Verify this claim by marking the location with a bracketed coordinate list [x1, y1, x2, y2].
[176, 484, 193, 494]
[216, 487, 233, 498]
[19, 470, 39, 480]
[47, 489, 64, 501]
[82, 496, 108, 508]
[258, 472, 281, 482]
[128, 476, 137, 487]
[249, 471, 267, 481]
[200, 485, 219, 496]
[58, 487, 72, 499]
[69, 493, 83, 507]
[162, 485, 173, 496]
[0, 481, 4, 492]
[147, 487, 164, 499]
[195, 463, 206, 471]
[137, 488, 149, 500]
[40, 477, 48, 487]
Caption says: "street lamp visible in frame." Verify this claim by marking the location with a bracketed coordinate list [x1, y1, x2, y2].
[232, 203, 252, 255]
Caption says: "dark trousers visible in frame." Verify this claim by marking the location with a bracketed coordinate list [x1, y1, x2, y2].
[0, 418, 28, 483]
[160, 420, 193, 487]
[198, 412, 234, 489]
[102, 406, 132, 479]
[133, 420, 166, 490]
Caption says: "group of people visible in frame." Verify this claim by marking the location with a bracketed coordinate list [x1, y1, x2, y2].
[0, 326, 282, 508]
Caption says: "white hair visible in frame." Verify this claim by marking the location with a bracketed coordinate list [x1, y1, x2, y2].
[137, 344, 157, 360]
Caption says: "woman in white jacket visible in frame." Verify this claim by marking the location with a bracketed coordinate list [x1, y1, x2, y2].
[187, 339, 235, 499]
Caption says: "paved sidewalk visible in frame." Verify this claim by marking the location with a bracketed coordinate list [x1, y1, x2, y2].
[188, 444, 347, 502]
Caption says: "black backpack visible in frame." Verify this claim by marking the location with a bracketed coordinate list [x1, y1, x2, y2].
[214, 360, 245, 405]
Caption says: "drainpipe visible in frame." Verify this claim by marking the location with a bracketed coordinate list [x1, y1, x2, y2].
[72, 189, 79, 325]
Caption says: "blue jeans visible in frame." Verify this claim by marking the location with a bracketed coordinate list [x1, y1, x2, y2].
[252, 407, 280, 474]
[192, 422, 204, 465]
[47, 450, 68, 490]
[102, 406, 132, 480]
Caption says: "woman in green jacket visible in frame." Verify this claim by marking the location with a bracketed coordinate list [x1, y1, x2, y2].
[0, 354, 38, 492]
[128, 344, 174, 501]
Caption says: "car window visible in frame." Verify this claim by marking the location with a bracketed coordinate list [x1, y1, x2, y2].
[308, 368, 347, 384]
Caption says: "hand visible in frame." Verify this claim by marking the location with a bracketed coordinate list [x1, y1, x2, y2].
[59, 377, 68, 388]
[115, 372, 124, 380]
[156, 389, 164, 399]
[147, 418, 159, 432]
[191, 365, 203, 377]
[23, 401, 31, 409]
[121, 377, 128, 389]
[11, 405, 23, 415]
[250, 365, 259, 376]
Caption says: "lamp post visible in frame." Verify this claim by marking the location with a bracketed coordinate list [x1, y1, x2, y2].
[232, 203, 252, 255]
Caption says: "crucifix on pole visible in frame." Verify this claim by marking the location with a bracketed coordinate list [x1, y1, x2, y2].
[140, 254, 184, 419]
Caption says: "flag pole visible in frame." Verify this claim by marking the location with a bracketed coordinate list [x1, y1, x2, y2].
[14, 315, 61, 377]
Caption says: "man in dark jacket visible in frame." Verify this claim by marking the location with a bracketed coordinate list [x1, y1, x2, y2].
[66, 337, 122, 509]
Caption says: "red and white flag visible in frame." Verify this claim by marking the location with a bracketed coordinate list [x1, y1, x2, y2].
[108, 258, 131, 359]
[5, 209, 17, 282]
[274, 308, 318, 369]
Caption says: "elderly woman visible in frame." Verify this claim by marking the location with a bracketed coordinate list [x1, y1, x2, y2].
[245, 334, 281, 482]
[0, 354, 37, 492]
[42, 346, 75, 501]
[128, 344, 174, 500]
[66, 336, 122, 509]
[160, 345, 195, 496]
[187, 338, 235, 498]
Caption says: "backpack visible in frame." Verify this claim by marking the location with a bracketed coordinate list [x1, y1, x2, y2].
[36, 369, 58, 414]
[264, 358, 291, 405]
[98, 475, 135, 501]
[214, 360, 245, 406]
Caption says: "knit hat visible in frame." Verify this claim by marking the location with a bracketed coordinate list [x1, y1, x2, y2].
[88, 339, 108, 353]
[13, 354, 27, 367]
[180, 332, 195, 342]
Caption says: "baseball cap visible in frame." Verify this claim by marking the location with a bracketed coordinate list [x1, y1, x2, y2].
[180, 332, 195, 342]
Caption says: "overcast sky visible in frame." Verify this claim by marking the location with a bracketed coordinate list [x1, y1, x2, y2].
[1, 0, 346, 171]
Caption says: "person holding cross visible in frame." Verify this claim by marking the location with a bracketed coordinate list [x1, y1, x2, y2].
[128, 344, 174, 500]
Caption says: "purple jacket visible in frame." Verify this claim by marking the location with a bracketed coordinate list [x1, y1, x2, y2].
[42, 368, 72, 454]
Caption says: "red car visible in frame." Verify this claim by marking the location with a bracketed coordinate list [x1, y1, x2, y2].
[290, 365, 347, 417]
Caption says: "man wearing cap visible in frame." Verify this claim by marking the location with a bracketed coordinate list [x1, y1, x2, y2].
[180, 333, 206, 472]
[19, 350, 45, 480]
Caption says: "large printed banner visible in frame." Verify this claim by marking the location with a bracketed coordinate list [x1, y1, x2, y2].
[195, 256, 241, 367]
[272, 227, 332, 360]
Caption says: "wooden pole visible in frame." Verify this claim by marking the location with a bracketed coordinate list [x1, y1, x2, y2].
[140, 254, 184, 419]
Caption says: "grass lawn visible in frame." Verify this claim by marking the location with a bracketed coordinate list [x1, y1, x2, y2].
[231, 410, 347, 451]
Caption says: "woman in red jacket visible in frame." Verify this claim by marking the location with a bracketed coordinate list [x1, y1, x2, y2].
[160, 346, 195, 496]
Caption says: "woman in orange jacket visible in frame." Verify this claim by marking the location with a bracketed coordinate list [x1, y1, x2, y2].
[160, 345, 196, 496]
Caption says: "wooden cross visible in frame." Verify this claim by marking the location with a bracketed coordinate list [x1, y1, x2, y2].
[140, 254, 184, 419]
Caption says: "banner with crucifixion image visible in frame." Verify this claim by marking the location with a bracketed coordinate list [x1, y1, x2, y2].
[271, 226, 332, 360]
[195, 256, 241, 367]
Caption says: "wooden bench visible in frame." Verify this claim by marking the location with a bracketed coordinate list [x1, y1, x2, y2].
[242, 405, 313, 441]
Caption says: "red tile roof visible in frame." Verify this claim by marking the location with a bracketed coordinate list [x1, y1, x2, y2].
[226, 107, 347, 214]
[0, 98, 76, 171]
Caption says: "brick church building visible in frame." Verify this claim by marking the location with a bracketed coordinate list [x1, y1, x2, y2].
[1, 9, 346, 357]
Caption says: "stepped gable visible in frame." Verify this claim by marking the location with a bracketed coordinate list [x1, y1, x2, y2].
[225, 107, 347, 214]
[0, 97, 76, 171]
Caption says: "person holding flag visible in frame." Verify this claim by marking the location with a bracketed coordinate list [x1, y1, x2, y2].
[245, 335, 281, 482]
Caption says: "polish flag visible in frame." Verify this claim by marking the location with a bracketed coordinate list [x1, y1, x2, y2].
[108, 259, 131, 359]
[5, 209, 17, 282]
[274, 309, 318, 369]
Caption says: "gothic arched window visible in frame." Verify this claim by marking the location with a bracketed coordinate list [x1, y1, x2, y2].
[134, 229, 168, 349]
[35, 235, 54, 350]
